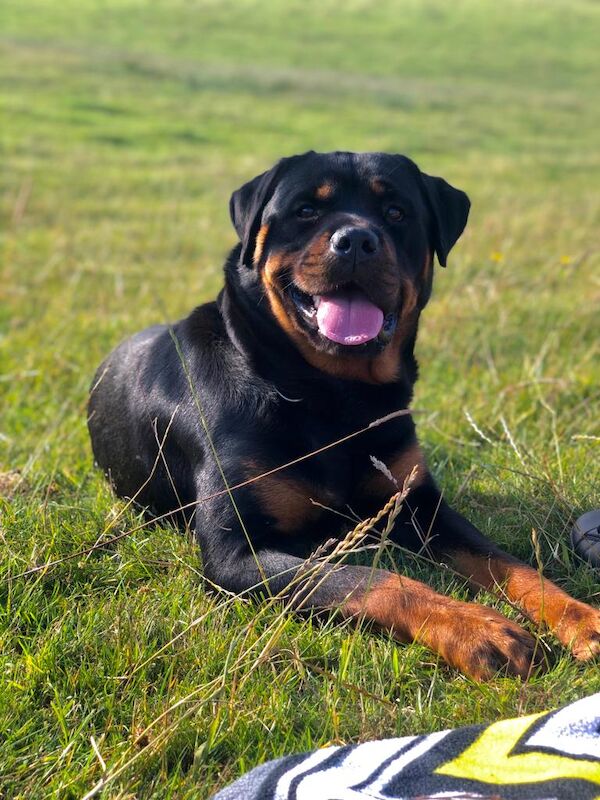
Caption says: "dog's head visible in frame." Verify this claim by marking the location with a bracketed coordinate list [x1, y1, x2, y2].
[229, 151, 469, 380]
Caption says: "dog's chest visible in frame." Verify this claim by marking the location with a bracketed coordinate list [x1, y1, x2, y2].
[247, 399, 402, 538]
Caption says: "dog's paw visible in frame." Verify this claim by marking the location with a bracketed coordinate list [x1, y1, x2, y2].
[440, 602, 541, 681]
[554, 601, 600, 661]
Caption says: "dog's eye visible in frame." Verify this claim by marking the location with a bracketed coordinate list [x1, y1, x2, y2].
[385, 205, 405, 222]
[296, 203, 317, 220]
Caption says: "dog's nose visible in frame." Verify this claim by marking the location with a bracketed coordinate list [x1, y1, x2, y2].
[330, 226, 379, 260]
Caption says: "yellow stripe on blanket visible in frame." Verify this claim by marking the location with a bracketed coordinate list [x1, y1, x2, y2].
[437, 712, 600, 785]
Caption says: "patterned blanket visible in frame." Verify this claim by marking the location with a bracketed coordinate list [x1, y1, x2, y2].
[212, 693, 600, 799]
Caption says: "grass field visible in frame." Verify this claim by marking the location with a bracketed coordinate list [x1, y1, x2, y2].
[1, 0, 600, 796]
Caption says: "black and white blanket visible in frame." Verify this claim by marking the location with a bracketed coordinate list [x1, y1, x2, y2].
[212, 692, 600, 799]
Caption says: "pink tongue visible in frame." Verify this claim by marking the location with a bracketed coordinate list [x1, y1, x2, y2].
[316, 288, 384, 345]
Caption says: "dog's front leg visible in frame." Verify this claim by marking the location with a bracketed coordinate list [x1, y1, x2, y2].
[396, 482, 600, 662]
[195, 498, 538, 681]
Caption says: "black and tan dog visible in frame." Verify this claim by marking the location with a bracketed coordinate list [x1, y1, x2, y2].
[88, 151, 600, 680]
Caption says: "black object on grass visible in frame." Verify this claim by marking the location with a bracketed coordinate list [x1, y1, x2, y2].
[571, 510, 600, 567]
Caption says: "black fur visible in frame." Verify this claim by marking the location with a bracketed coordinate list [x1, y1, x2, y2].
[88, 151, 529, 662]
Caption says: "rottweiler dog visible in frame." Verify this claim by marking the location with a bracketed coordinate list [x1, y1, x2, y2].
[88, 151, 600, 680]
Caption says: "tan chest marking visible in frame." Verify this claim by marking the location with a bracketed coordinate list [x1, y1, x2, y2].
[451, 549, 600, 660]
[245, 460, 336, 534]
[362, 442, 427, 498]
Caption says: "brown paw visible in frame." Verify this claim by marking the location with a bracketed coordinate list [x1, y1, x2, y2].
[554, 601, 600, 660]
[440, 602, 542, 681]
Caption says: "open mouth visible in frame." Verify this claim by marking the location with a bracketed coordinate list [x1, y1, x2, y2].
[289, 284, 397, 347]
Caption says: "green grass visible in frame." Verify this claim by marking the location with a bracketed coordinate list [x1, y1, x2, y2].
[1, 0, 600, 796]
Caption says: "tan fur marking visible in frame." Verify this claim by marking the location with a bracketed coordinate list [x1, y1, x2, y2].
[264, 299, 415, 385]
[262, 253, 385, 382]
[263, 254, 302, 341]
[364, 443, 427, 497]
[370, 179, 387, 196]
[253, 223, 270, 266]
[295, 331, 403, 384]
[344, 573, 536, 681]
[253, 474, 322, 533]
[315, 183, 334, 200]
[451, 551, 567, 623]
[244, 457, 336, 534]
[452, 551, 600, 660]
[400, 276, 419, 317]
[287, 294, 418, 385]
[262, 251, 420, 385]
[344, 574, 433, 639]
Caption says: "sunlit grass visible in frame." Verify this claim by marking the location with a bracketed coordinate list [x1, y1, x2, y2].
[1, 0, 599, 796]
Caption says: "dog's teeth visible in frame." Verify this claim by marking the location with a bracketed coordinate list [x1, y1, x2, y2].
[313, 295, 321, 308]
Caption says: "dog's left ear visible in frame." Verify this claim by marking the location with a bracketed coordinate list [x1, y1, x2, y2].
[420, 173, 470, 267]
[229, 161, 286, 269]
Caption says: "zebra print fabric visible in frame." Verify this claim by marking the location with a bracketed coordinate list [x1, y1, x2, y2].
[212, 693, 600, 799]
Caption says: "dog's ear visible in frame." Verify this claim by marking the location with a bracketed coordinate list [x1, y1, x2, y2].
[229, 161, 285, 269]
[420, 173, 470, 267]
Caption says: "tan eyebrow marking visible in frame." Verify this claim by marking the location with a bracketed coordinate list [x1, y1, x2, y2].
[370, 178, 389, 196]
[315, 182, 334, 200]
